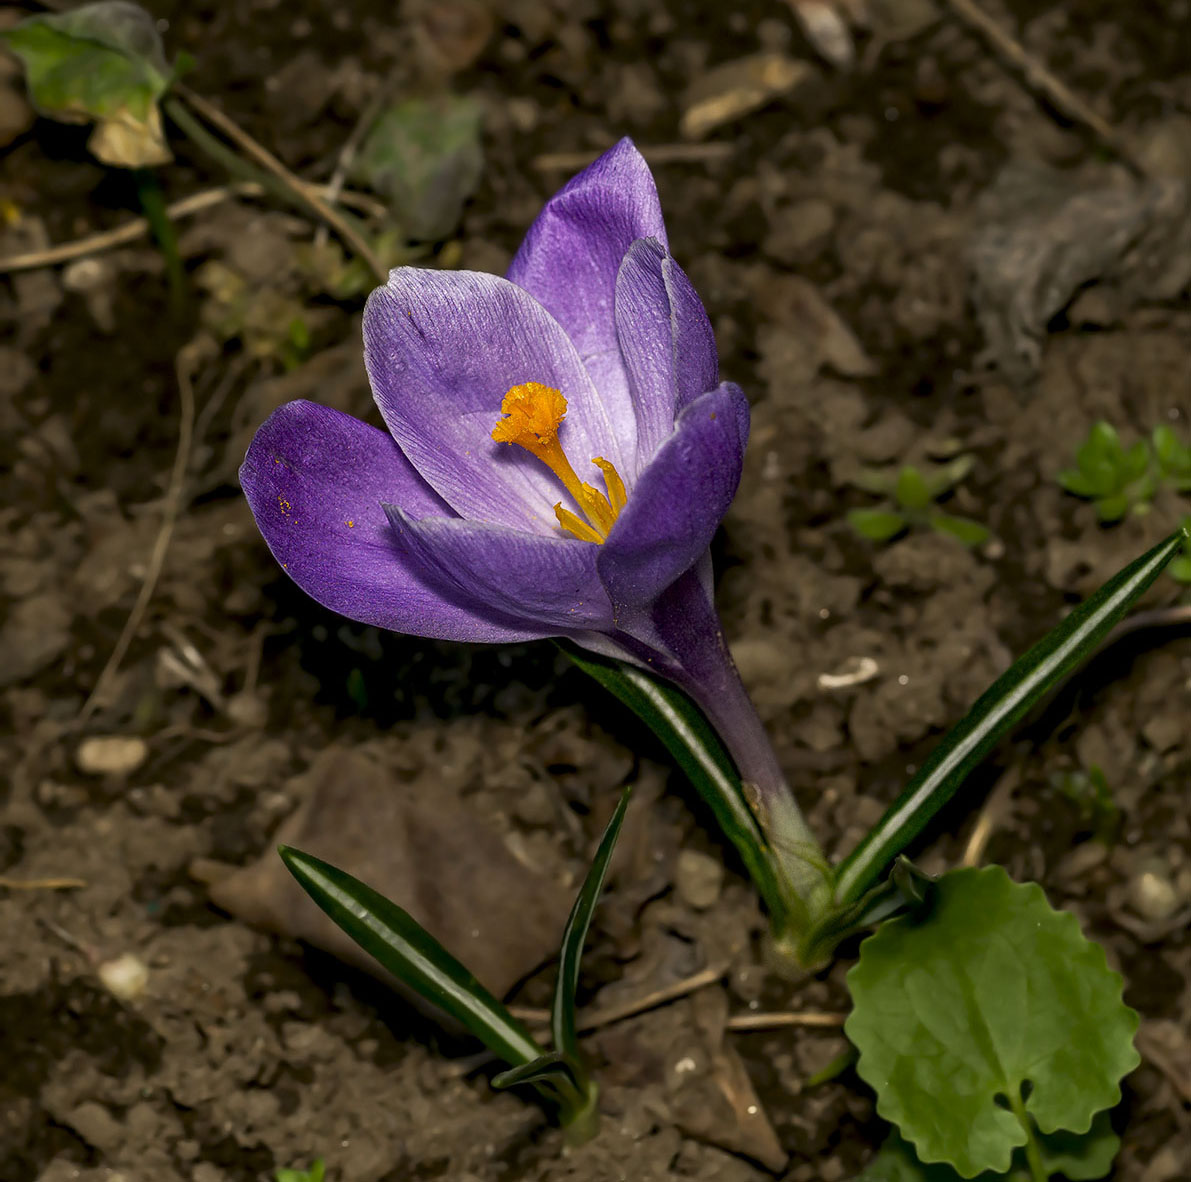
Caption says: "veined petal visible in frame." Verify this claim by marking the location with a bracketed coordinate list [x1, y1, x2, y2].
[507, 139, 667, 450]
[598, 383, 749, 609]
[364, 268, 627, 534]
[383, 508, 615, 634]
[240, 401, 538, 642]
[615, 238, 719, 473]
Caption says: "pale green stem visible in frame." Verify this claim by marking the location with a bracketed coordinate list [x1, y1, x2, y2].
[1009, 1091, 1048, 1182]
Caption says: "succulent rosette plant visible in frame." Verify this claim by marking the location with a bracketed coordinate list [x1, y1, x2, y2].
[241, 137, 824, 908]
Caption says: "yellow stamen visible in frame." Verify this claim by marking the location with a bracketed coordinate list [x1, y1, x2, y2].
[554, 504, 605, 545]
[492, 382, 628, 543]
[592, 458, 627, 513]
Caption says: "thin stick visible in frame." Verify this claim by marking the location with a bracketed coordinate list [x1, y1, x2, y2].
[532, 142, 735, 172]
[510, 963, 728, 1032]
[314, 63, 402, 248]
[0, 183, 385, 274]
[172, 83, 387, 281]
[725, 1010, 847, 1031]
[942, 0, 1142, 174]
[78, 350, 197, 723]
[0, 876, 87, 890]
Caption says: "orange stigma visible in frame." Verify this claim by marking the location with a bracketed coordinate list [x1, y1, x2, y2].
[492, 382, 626, 543]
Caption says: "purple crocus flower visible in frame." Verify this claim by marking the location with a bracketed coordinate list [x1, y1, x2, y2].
[241, 139, 823, 903]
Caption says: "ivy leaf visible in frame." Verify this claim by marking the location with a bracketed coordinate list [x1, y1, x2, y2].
[2, 1, 174, 167]
[846, 867, 1138, 1178]
[352, 94, 483, 241]
[859, 1114, 1120, 1182]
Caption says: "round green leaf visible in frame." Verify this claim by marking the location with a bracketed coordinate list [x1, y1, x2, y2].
[846, 866, 1139, 1178]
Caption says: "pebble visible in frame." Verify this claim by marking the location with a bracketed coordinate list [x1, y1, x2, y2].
[76, 735, 149, 776]
[97, 953, 150, 1001]
[674, 849, 724, 910]
[1129, 859, 1182, 921]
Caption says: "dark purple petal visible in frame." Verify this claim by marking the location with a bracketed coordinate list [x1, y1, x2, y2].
[364, 268, 629, 534]
[240, 400, 537, 642]
[383, 507, 615, 634]
[615, 238, 719, 474]
[597, 383, 749, 609]
[507, 139, 667, 444]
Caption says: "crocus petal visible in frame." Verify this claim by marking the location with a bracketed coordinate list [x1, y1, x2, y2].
[615, 238, 719, 473]
[383, 507, 615, 634]
[507, 139, 668, 447]
[364, 268, 628, 535]
[240, 401, 537, 643]
[597, 383, 749, 609]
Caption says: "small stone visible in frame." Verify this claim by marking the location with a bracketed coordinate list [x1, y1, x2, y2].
[765, 197, 836, 264]
[674, 849, 724, 910]
[67, 1101, 124, 1155]
[680, 53, 813, 139]
[76, 736, 149, 776]
[97, 953, 150, 1000]
[1129, 859, 1181, 921]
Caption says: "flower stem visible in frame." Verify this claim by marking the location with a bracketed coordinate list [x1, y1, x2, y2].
[1009, 1090, 1048, 1182]
[638, 569, 832, 924]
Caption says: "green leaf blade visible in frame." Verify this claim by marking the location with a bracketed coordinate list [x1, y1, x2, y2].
[561, 645, 793, 930]
[895, 466, 932, 512]
[279, 846, 544, 1071]
[847, 867, 1137, 1178]
[835, 530, 1185, 904]
[849, 508, 910, 542]
[552, 785, 631, 1068]
[928, 513, 990, 547]
[3, 2, 173, 167]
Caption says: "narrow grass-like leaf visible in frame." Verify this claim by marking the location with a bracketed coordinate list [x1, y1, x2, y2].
[279, 846, 544, 1070]
[560, 645, 792, 929]
[553, 785, 632, 1068]
[493, 1051, 581, 1091]
[835, 530, 1185, 903]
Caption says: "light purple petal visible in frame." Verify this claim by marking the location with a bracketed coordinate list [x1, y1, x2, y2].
[240, 401, 537, 642]
[383, 507, 615, 634]
[597, 383, 749, 609]
[615, 238, 719, 473]
[364, 268, 628, 534]
[507, 139, 668, 448]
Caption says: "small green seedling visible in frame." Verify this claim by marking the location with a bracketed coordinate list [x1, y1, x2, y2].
[1057, 422, 1156, 522]
[848, 456, 989, 547]
[1152, 425, 1191, 493]
[276, 1161, 325, 1182]
[1053, 764, 1120, 843]
[280, 786, 632, 1144]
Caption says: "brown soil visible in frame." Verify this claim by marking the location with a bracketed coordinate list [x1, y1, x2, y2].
[2, 1, 1189, 1180]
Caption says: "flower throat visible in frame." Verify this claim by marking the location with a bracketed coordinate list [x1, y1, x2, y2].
[491, 382, 626, 544]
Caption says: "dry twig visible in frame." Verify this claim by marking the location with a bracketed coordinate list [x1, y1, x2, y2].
[0, 183, 385, 274]
[942, 0, 1142, 173]
[725, 1010, 847, 1031]
[511, 963, 728, 1032]
[173, 83, 388, 281]
[532, 142, 735, 172]
[78, 347, 198, 723]
[0, 875, 87, 891]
